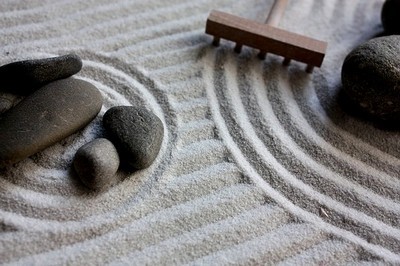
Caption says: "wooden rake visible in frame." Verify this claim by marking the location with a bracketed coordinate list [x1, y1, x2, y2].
[205, 0, 328, 73]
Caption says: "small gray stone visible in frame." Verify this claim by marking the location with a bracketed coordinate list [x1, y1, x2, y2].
[341, 36, 400, 122]
[0, 54, 82, 95]
[74, 138, 120, 190]
[0, 78, 103, 167]
[103, 106, 164, 170]
[381, 0, 400, 35]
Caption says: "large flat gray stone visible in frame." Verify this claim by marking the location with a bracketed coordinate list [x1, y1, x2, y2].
[0, 78, 103, 167]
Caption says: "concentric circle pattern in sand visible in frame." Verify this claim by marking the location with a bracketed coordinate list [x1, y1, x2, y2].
[0, 0, 399, 264]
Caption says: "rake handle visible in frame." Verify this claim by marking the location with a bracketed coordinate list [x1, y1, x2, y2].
[265, 0, 289, 26]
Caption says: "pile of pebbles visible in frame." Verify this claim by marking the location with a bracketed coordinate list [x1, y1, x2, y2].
[0, 54, 164, 191]
[74, 106, 164, 191]
[341, 0, 400, 125]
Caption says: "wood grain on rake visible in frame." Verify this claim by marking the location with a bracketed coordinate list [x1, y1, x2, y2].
[205, 0, 328, 73]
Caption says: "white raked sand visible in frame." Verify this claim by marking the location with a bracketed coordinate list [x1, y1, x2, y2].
[1, 0, 399, 264]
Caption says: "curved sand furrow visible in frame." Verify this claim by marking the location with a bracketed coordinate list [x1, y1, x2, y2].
[203, 49, 400, 263]
[1, 0, 398, 264]
[214, 52, 400, 247]
[111, 204, 290, 265]
[4, 185, 266, 264]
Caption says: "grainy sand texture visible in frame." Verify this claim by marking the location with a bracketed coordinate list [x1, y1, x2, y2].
[1, 0, 399, 265]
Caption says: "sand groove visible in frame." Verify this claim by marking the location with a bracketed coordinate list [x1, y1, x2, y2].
[0, 0, 398, 264]
[112, 205, 290, 265]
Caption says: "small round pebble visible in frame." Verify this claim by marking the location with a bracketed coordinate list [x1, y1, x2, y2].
[74, 138, 120, 190]
[0, 78, 103, 167]
[103, 106, 164, 170]
[0, 54, 82, 95]
[341, 35, 400, 122]
[381, 0, 400, 34]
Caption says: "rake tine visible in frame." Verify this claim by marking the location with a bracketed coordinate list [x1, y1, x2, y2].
[212, 36, 220, 46]
[234, 43, 243, 53]
[283, 58, 291, 66]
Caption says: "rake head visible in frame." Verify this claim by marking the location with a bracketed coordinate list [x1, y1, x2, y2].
[205, 1, 328, 73]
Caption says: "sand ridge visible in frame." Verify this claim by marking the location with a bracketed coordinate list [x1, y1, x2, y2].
[0, 0, 399, 264]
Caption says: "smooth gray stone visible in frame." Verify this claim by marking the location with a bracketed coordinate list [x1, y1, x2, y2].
[0, 54, 82, 95]
[103, 106, 164, 170]
[341, 36, 400, 122]
[382, 0, 400, 34]
[74, 138, 120, 190]
[0, 78, 103, 167]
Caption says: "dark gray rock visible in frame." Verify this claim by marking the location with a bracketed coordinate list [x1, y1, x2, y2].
[382, 0, 400, 34]
[0, 54, 82, 95]
[103, 106, 164, 170]
[341, 36, 400, 122]
[74, 138, 120, 190]
[0, 78, 103, 167]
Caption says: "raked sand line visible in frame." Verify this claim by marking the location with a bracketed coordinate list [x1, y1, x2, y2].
[0, 46, 277, 264]
[265, 78, 400, 203]
[112, 205, 291, 265]
[7, 185, 266, 264]
[247, 62, 400, 211]
[1, 0, 399, 264]
[251, 65, 400, 199]
[216, 52, 400, 241]
[1, 162, 250, 260]
[192, 223, 326, 265]
[299, 79, 400, 169]
[0, 0, 233, 52]
[1, 162, 243, 242]
[203, 49, 400, 262]
[275, 72, 400, 175]
[0, 0, 196, 34]
[224, 50, 400, 250]
[276, 240, 358, 265]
